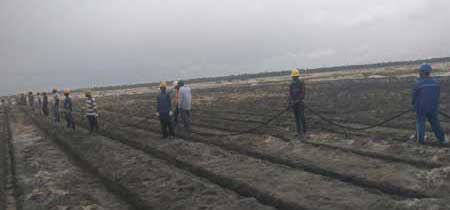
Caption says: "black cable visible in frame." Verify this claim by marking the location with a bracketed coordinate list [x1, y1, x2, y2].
[191, 107, 290, 137]
[440, 111, 450, 120]
[304, 105, 412, 131]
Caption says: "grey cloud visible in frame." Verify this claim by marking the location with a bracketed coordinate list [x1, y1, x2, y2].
[1, 0, 450, 95]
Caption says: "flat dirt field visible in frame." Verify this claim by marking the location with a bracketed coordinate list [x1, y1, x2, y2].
[1, 63, 450, 210]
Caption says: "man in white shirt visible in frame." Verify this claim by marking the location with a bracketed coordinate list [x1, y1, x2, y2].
[177, 80, 192, 132]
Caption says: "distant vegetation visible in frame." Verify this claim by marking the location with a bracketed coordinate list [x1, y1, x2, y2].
[90, 56, 450, 92]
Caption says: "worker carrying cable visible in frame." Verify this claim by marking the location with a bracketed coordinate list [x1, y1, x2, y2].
[63, 88, 76, 130]
[412, 64, 448, 145]
[19, 93, 26, 106]
[289, 68, 306, 140]
[156, 81, 175, 139]
[52, 89, 61, 125]
[42, 92, 49, 116]
[170, 81, 180, 126]
[178, 80, 192, 133]
[85, 91, 99, 134]
[28, 92, 34, 111]
[37, 92, 42, 115]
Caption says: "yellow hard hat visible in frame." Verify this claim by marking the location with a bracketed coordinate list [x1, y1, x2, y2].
[63, 88, 71, 94]
[291, 68, 300, 77]
[160, 81, 167, 88]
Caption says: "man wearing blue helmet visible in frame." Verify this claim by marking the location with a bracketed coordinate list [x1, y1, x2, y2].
[412, 63, 448, 145]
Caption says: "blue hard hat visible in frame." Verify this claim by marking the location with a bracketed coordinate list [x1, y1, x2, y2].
[420, 63, 432, 72]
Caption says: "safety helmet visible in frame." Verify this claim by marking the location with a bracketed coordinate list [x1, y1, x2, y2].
[420, 63, 432, 73]
[85, 90, 92, 97]
[160, 81, 167, 88]
[172, 81, 178, 87]
[291, 68, 300, 77]
[63, 88, 71, 94]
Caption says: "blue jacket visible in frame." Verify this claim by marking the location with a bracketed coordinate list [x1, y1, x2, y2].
[157, 92, 172, 114]
[412, 77, 440, 115]
[64, 96, 73, 112]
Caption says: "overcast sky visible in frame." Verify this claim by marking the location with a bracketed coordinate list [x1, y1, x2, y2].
[1, 0, 450, 95]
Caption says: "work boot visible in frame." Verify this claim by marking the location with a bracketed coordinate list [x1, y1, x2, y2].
[442, 136, 449, 145]
[296, 132, 305, 142]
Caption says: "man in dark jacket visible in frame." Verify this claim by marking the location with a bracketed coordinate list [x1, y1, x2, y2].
[28, 92, 34, 111]
[52, 89, 61, 124]
[289, 68, 306, 139]
[156, 81, 175, 139]
[412, 64, 448, 145]
[63, 88, 75, 130]
[42, 92, 49, 116]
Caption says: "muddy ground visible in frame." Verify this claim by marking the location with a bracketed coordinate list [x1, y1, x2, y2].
[75, 75, 450, 209]
[2, 73, 450, 210]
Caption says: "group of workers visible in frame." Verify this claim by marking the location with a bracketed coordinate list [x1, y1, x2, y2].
[288, 63, 449, 144]
[156, 80, 192, 138]
[16, 79, 193, 139]
[20, 88, 99, 134]
[5, 63, 448, 145]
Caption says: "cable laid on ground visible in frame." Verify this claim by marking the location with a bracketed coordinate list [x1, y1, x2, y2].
[68, 101, 412, 137]
[192, 107, 291, 137]
[440, 111, 450, 120]
[304, 105, 413, 131]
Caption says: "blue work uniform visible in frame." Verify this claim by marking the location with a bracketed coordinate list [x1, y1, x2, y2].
[157, 91, 175, 138]
[412, 77, 445, 144]
[63, 96, 76, 130]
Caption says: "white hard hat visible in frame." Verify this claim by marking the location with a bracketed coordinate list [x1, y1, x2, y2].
[172, 81, 178, 86]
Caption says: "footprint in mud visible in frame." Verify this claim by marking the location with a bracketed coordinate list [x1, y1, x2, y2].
[351, 139, 369, 148]
[385, 144, 405, 153]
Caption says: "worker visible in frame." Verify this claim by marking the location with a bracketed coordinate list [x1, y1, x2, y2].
[289, 68, 306, 140]
[63, 88, 75, 130]
[85, 91, 99, 134]
[178, 80, 192, 132]
[52, 89, 61, 124]
[42, 92, 49, 116]
[19, 94, 26, 106]
[171, 81, 180, 126]
[19, 94, 24, 105]
[156, 81, 175, 138]
[28, 92, 34, 111]
[37, 92, 42, 114]
[412, 64, 448, 144]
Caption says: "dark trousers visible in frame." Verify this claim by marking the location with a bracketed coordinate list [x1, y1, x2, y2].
[416, 112, 445, 144]
[87, 115, 99, 133]
[180, 109, 191, 130]
[42, 106, 49, 116]
[292, 103, 306, 134]
[53, 108, 60, 123]
[65, 112, 76, 130]
[159, 113, 175, 138]
[173, 107, 179, 125]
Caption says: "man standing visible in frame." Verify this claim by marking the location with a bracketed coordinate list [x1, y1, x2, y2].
[85, 91, 99, 134]
[52, 89, 61, 124]
[178, 80, 192, 132]
[156, 81, 175, 138]
[19, 94, 27, 105]
[37, 92, 42, 115]
[63, 88, 76, 130]
[289, 68, 306, 140]
[171, 81, 181, 126]
[412, 64, 448, 145]
[28, 92, 34, 111]
[42, 92, 49, 116]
